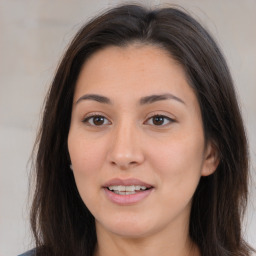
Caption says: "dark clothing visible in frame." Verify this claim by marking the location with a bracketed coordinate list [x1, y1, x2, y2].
[18, 249, 35, 256]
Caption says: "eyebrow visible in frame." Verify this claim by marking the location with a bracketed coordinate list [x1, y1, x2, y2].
[139, 93, 185, 105]
[75, 93, 185, 105]
[76, 94, 111, 105]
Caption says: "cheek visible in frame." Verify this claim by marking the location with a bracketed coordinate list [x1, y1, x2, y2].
[67, 131, 107, 200]
[68, 130, 106, 171]
[149, 132, 204, 200]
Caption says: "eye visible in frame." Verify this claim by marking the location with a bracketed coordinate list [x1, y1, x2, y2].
[145, 115, 175, 126]
[82, 114, 111, 126]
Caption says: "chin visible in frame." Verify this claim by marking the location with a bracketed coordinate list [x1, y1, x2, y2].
[111, 227, 152, 239]
[97, 215, 158, 239]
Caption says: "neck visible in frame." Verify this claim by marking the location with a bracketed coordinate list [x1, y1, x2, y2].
[94, 224, 200, 256]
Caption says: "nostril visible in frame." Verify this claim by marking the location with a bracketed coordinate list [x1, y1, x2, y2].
[110, 160, 139, 169]
[107, 147, 144, 169]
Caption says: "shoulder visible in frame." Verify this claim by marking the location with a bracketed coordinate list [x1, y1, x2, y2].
[18, 249, 36, 256]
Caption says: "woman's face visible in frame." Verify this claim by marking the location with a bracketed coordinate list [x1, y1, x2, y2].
[68, 44, 217, 239]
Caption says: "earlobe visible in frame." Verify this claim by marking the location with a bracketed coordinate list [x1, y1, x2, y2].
[201, 141, 220, 176]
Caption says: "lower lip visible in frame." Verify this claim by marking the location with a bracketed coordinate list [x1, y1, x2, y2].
[103, 188, 153, 205]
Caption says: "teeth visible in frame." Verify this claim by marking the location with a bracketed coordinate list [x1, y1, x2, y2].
[114, 191, 136, 195]
[108, 185, 147, 193]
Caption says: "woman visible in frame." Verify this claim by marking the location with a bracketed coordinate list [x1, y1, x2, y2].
[20, 4, 254, 256]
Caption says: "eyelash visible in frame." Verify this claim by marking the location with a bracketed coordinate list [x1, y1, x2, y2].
[82, 113, 175, 127]
[82, 113, 111, 126]
[145, 114, 175, 126]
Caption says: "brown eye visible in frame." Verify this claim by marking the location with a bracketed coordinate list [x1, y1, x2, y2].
[145, 115, 175, 126]
[83, 115, 111, 126]
[152, 116, 165, 125]
[92, 116, 105, 125]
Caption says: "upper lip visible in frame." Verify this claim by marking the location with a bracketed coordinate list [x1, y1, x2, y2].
[103, 178, 153, 188]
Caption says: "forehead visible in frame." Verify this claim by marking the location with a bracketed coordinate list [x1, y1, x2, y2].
[79, 43, 180, 81]
[74, 44, 197, 107]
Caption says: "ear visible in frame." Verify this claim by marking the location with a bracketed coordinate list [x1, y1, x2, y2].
[201, 141, 220, 176]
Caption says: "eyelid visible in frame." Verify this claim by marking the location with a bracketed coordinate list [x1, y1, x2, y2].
[82, 112, 112, 126]
[144, 112, 176, 126]
[81, 111, 176, 127]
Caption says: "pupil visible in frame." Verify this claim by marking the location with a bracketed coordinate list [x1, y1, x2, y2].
[93, 116, 104, 125]
[153, 116, 164, 125]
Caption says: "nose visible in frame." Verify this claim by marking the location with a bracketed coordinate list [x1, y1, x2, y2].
[107, 121, 145, 170]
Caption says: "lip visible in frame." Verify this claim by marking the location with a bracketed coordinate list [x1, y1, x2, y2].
[103, 178, 153, 188]
[102, 178, 154, 205]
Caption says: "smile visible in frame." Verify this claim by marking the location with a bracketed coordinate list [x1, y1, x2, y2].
[103, 178, 154, 205]
[107, 185, 148, 195]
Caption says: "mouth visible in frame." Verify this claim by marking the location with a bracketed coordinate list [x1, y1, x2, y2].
[106, 185, 152, 195]
[103, 178, 154, 205]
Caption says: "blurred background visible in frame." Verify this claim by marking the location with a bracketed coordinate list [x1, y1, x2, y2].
[0, 0, 255, 255]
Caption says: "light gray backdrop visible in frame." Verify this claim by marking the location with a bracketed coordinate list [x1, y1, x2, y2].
[0, 0, 255, 255]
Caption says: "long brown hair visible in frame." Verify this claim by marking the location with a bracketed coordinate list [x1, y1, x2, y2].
[30, 4, 254, 256]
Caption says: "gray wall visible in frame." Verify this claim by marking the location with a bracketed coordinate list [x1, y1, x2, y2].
[0, 0, 255, 255]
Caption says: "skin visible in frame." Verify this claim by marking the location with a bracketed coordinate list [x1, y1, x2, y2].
[68, 44, 219, 256]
